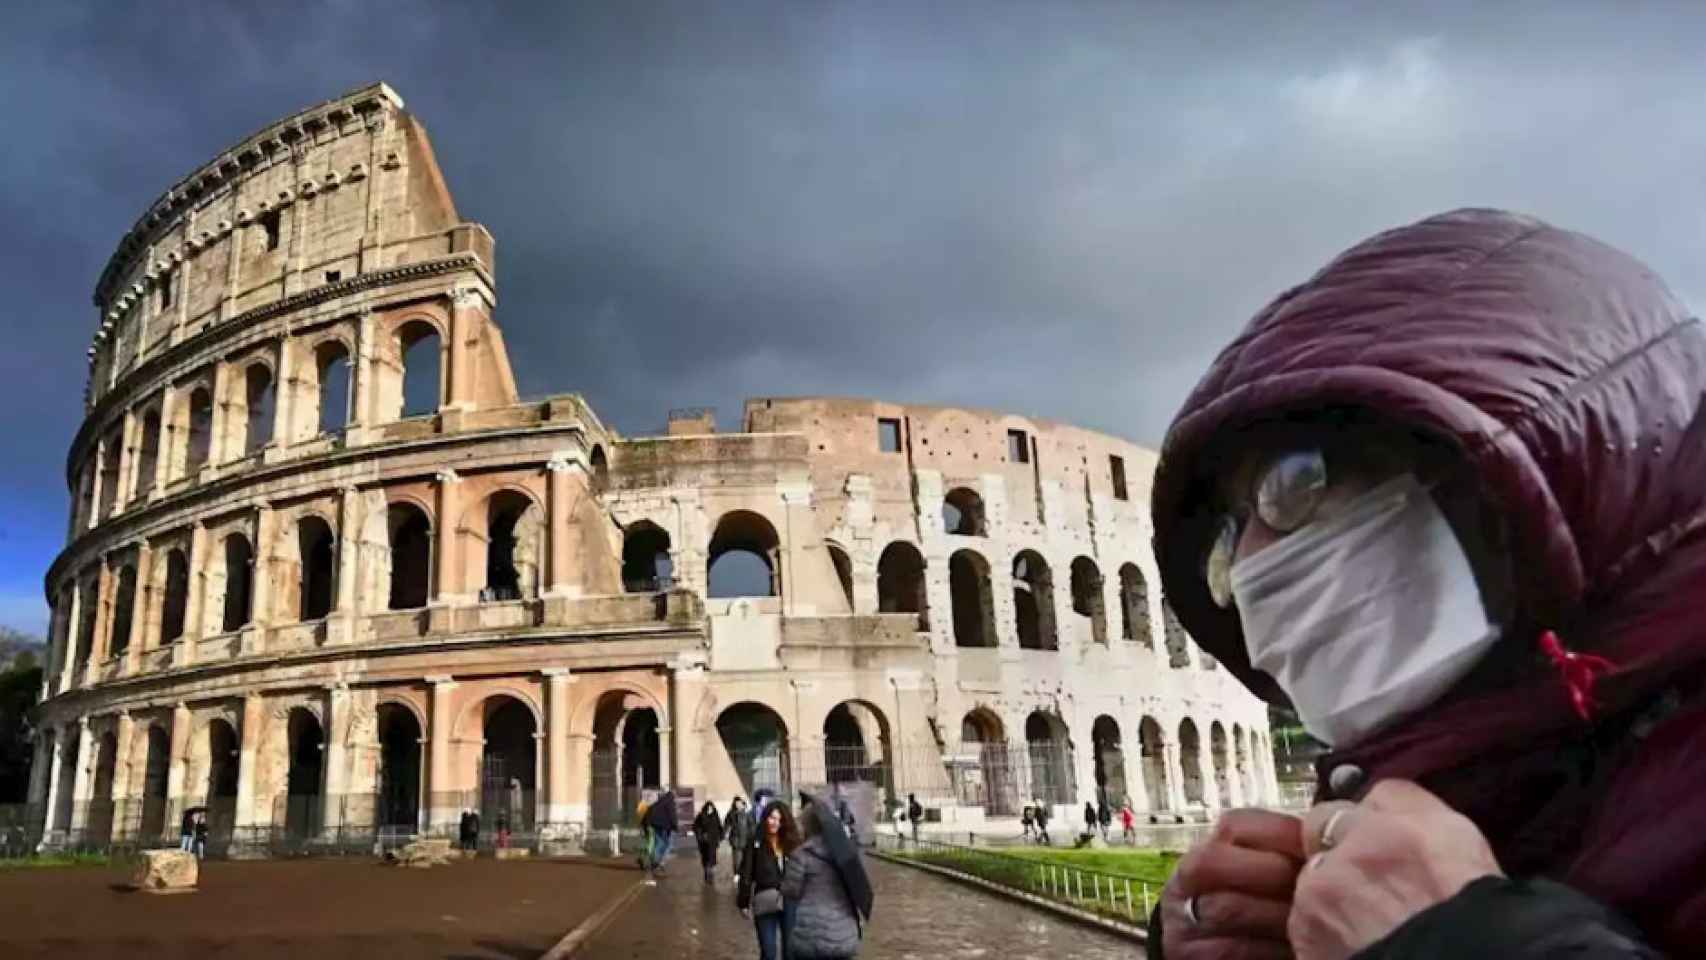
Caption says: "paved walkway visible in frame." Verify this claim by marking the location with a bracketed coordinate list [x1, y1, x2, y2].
[589, 852, 1134, 959]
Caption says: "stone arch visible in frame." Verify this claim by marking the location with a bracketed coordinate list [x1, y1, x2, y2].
[716, 701, 792, 799]
[472, 487, 544, 602]
[1024, 710, 1074, 806]
[184, 385, 214, 473]
[949, 548, 995, 648]
[589, 444, 610, 493]
[87, 730, 119, 845]
[708, 509, 782, 598]
[1163, 598, 1192, 669]
[942, 487, 987, 536]
[1091, 714, 1125, 806]
[571, 679, 667, 738]
[1211, 720, 1232, 808]
[475, 694, 538, 832]
[219, 532, 253, 632]
[622, 520, 673, 592]
[1119, 563, 1151, 647]
[282, 707, 325, 839]
[876, 540, 928, 629]
[311, 338, 353, 437]
[240, 360, 276, 454]
[387, 501, 432, 610]
[377, 701, 423, 831]
[135, 406, 162, 498]
[590, 689, 661, 827]
[136, 724, 171, 840]
[108, 563, 137, 657]
[1179, 718, 1204, 805]
[1139, 716, 1169, 814]
[825, 540, 855, 611]
[395, 317, 444, 420]
[822, 700, 892, 794]
[1233, 723, 1254, 806]
[295, 514, 336, 621]
[455, 688, 545, 743]
[1012, 550, 1057, 650]
[158, 547, 189, 644]
[1070, 556, 1107, 646]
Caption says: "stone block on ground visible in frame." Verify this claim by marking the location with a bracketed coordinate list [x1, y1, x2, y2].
[390, 837, 454, 868]
[494, 846, 531, 860]
[132, 849, 198, 893]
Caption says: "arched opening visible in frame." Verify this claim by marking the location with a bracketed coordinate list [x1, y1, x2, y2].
[1012, 551, 1057, 650]
[1211, 721, 1232, 808]
[221, 534, 253, 632]
[377, 703, 422, 832]
[315, 341, 352, 435]
[1024, 711, 1073, 807]
[74, 573, 98, 669]
[399, 321, 441, 418]
[958, 708, 1015, 815]
[876, 541, 928, 629]
[1119, 563, 1150, 646]
[589, 445, 609, 493]
[482, 491, 541, 602]
[708, 510, 781, 598]
[52, 730, 79, 836]
[1139, 717, 1169, 815]
[1163, 599, 1192, 669]
[297, 516, 335, 621]
[1234, 724, 1254, 806]
[387, 503, 432, 610]
[108, 565, 137, 657]
[942, 487, 986, 536]
[1179, 719, 1204, 805]
[185, 387, 213, 472]
[282, 708, 325, 840]
[139, 726, 170, 840]
[243, 363, 275, 454]
[621, 521, 673, 592]
[98, 431, 121, 519]
[1091, 715, 1125, 807]
[826, 542, 855, 611]
[949, 549, 995, 648]
[159, 549, 188, 644]
[1071, 556, 1107, 646]
[204, 719, 240, 847]
[823, 701, 891, 794]
[480, 696, 537, 835]
[88, 732, 119, 846]
[135, 409, 161, 498]
[590, 692, 662, 828]
[717, 702, 790, 799]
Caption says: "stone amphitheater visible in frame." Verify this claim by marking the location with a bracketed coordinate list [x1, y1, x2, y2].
[28, 83, 1275, 854]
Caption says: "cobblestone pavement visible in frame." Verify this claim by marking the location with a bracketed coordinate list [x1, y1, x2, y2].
[588, 853, 1136, 959]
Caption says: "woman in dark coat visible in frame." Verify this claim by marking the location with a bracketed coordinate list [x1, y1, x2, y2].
[693, 801, 723, 884]
[737, 800, 801, 960]
[1148, 208, 1706, 957]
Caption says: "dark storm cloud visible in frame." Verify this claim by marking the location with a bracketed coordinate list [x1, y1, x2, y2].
[5, 1, 1706, 632]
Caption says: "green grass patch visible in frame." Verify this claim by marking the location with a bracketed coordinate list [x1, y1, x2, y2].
[995, 847, 1180, 887]
[0, 852, 123, 870]
[892, 844, 1177, 925]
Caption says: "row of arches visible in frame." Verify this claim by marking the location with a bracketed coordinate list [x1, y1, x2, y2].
[947, 547, 1170, 653]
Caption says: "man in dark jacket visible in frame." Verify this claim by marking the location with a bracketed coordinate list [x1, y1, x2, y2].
[906, 794, 922, 844]
[1147, 209, 1703, 958]
[641, 787, 678, 879]
[725, 796, 753, 879]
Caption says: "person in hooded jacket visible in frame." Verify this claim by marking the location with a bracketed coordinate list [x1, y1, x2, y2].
[787, 801, 872, 959]
[725, 796, 754, 880]
[1147, 208, 1701, 959]
[641, 787, 679, 883]
[694, 800, 724, 885]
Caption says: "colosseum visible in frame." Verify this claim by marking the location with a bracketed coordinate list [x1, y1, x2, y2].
[29, 83, 1275, 854]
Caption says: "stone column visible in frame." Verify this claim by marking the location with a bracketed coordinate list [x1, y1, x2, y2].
[669, 664, 707, 795]
[1195, 728, 1220, 815]
[151, 385, 175, 499]
[269, 338, 295, 455]
[545, 454, 587, 597]
[427, 676, 458, 833]
[1227, 732, 1247, 808]
[112, 712, 135, 839]
[234, 692, 264, 830]
[564, 732, 594, 832]
[322, 684, 349, 833]
[1121, 736, 1148, 814]
[42, 726, 69, 840]
[125, 543, 153, 675]
[242, 505, 274, 656]
[204, 360, 230, 473]
[166, 702, 191, 813]
[178, 522, 207, 666]
[83, 565, 112, 687]
[58, 584, 83, 693]
[328, 486, 361, 644]
[114, 409, 138, 515]
[347, 309, 376, 440]
[86, 437, 106, 531]
[1163, 741, 1188, 815]
[27, 733, 52, 829]
[542, 669, 573, 828]
[432, 469, 461, 605]
[446, 288, 480, 409]
[69, 718, 94, 836]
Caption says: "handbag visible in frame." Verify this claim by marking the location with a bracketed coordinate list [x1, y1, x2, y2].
[752, 887, 785, 917]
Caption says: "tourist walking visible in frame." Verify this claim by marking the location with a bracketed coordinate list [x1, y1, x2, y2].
[906, 793, 922, 844]
[1034, 803, 1051, 845]
[642, 787, 679, 883]
[179, 808, 195, 852]
[694, 801, 723, 885]
[737, 799, 802, 960]
[1020, 805, 1034, 842]
[1082, 801, 1097, 842]
[466, 808, 481, 851]
[1120, 802, 1136, 845]
[192, 810, 208, 859]
[725, 797, 753, 880]
[788, 799, 875, 959]
[1097, 798, 1112, 841]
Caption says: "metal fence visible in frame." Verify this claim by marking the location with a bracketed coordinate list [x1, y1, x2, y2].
[876, 832, 1157, 928]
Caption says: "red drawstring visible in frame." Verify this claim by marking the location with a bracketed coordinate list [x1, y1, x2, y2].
[1539, 630, 1615, 722]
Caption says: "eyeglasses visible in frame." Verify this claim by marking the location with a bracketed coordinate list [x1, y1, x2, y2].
[1204, 448, 1328, 608]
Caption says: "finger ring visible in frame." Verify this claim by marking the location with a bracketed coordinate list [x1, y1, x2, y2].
[1184, 894, 1202, 927]
[1320, 808, 1349, 851]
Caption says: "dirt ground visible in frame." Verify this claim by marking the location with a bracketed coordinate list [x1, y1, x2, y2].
[0, 856, 640, 959]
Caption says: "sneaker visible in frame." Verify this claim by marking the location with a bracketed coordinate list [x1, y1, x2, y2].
[644, 877, 658, 887]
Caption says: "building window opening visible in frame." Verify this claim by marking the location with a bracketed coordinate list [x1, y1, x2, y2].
[877, 418, 902, 453]
[186, 387, 213, 472]
[481, 696, 538, 833]
[135, 410, 162, 497]
[108, 565, 137, 657]
[243, 363, 275, 454]
[708, 510, 781, 599]
[160, 548, 189, 643]
[159, 274, 174, 311]
[942, 487, 986, 536]
[622, 521, 673, 593]
[398, 322, 441, 418]
[298, 516, 335, 621]
[1007, 429, 1029, 463]
[1163, 599, 1192, 669]
[261, 210, 282, 251]
[827, 542, 854, 610]
[377, 703, 422, 830]
[387, 503, 432, 610]
[877, 541, 928, 630]
[1119, 562, 1150, 647]
[1012, 550, 1057, 650]
[316, 342, 351, 435]
[949, 549, 996, 648]
[484, 491, 541, 602]
[324, 270, 341, 284]
[221, 534, 253, 632]
[284, 708, 324, 841]
[1070, 555, 1107, 645]
[1110, 455, 1128, 501]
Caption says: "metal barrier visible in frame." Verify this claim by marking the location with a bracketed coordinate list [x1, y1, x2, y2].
[876, 832, 1157, 926]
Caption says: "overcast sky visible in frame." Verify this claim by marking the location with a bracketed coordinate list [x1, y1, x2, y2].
[3, 1, 1704, 636]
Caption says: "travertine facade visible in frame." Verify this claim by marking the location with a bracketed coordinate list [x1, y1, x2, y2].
[33, 84, 1274, 852]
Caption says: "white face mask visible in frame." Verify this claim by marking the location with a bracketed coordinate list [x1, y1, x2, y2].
[1229, 474, 1500, 750]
